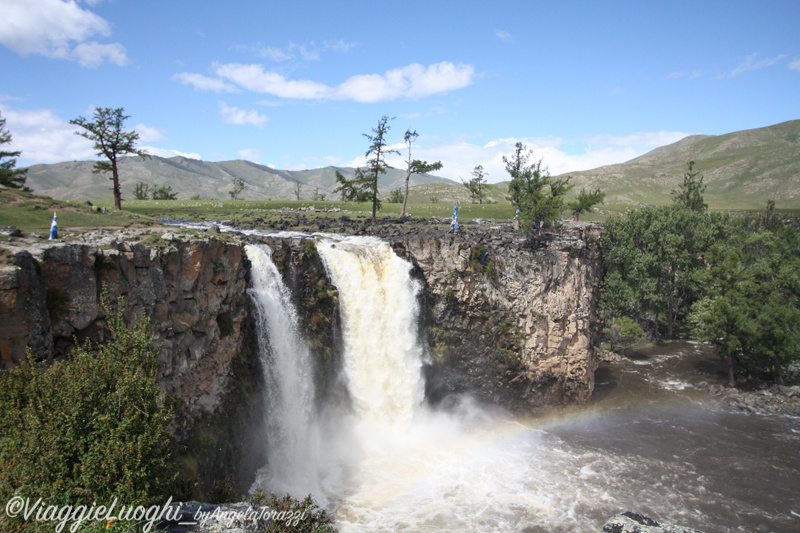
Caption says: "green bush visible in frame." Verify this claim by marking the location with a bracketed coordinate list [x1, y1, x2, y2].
[0, 293, 176, 532]
[603, 316, 646, 351]
[249, 490, 337, 533]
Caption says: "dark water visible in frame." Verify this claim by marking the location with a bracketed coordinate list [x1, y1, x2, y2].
[547, 342, 800, 533]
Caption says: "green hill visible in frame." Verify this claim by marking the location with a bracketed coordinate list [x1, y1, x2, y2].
[22, 119, 800, 209]
[549, 119, 800, 209]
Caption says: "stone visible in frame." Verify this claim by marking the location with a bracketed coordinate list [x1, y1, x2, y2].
[602, 512, 704, 533]
[0, 226, 23, 237]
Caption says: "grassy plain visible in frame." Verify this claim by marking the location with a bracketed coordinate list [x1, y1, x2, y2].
[2, 188, 790, 236]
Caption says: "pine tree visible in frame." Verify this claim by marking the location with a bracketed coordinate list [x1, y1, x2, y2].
[0, 113, 29, 191]
[70, 107, 149, 210]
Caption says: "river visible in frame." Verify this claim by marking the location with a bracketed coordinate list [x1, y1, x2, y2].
[244, 235, 799, 532]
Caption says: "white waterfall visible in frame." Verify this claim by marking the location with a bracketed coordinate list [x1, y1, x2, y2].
[315, 235, 425, 428]
[245, 244, 322, 498]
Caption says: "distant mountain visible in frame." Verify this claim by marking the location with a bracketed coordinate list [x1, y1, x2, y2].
[22, 120, 800, 209]
[554, 119, 800, 209]
[22, 156, 456, 201]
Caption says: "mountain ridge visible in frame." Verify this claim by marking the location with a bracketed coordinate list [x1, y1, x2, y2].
[21, 119, 800, 208]
[22, 156, 456, 202]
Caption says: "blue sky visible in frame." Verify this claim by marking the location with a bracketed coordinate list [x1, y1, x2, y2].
[1, 0, 798, 183]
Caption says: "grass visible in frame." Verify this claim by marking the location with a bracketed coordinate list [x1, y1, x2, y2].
[3, 188, 788, 236]
[90, 197, 519, 225]
[0, 189, 159, 234]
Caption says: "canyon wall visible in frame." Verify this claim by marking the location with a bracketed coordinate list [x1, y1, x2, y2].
[0, 222, 601, 493]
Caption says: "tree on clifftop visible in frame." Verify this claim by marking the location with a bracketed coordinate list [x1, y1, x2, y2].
[504, 141, 571, 231]
[400, 129, 442, 217]
[362, 115, 399, 221]
[333, 115, 399, 221]
[0, 113, 29, 191]
[70, 107, 149, 210]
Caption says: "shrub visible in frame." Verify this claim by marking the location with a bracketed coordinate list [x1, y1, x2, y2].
[248, 490, 337, 533]
[603, 316, 646, 351]
[0, 293, 176, 532]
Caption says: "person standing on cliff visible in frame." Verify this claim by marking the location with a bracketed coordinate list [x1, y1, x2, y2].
[49, 212, 58, 240]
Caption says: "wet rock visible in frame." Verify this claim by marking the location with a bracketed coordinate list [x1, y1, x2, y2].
[602, 512, 704, 533]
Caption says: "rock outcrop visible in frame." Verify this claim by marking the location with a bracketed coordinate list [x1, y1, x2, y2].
[0, 230, 262, 497]
[392, 222, 601, 411]
[602, 512, 704, 533]
[0, 221, 602, 492]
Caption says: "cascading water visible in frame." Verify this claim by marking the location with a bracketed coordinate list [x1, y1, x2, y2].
[245, 244, 323, 499]
[315, 236, 425, 428]
[245, 235, 800, 533]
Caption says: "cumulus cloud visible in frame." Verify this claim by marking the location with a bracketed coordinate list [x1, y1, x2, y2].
[0, 0, 128, 66]
[0, 103, 196, 165]
[134, 124, 166, 143]
[218, 101, 268, 127]
[172, 72, 239, 93]
[141, 146, 201, 160]
[0, 104, 95, 165]
[212, 63, 330, 99]
[729, 52, 788, 77]
[372, 132, 693, 185]
[177, 61, 475, 102]
[237, 148, 262, 162]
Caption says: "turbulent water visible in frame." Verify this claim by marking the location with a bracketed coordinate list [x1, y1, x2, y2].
[245, 244, 324, 498]
[245, 236, 800, 533]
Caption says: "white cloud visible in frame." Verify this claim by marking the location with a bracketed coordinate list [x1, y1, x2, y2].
[667, 71, 684, 79]
[0, 0, 127, 66]
[134, 124, 166, 143]
[179, 61, 475, 102]
[729, 52, 788, 77]
[212, 63, 330, 99]
[258, 46, 295, 62]
[253, 39, 358, 62]
[218, 101, 268, 128]
[373, 131, 693, 185]
[0, 104, 96, 165]
[141, 146, 201, 160]
[237, 148, 262, 162]
[494, 29, 514, 42]
[790, 59, 800, 71]
[335, 62, 475, 102]
[71, 41, 128, 67]
[172, 72, 239, 93]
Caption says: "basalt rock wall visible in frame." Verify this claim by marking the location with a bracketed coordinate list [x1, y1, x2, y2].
[0, 231, 262, 498]
[391, 223, 602, 411]
[0, 222, 601, 492]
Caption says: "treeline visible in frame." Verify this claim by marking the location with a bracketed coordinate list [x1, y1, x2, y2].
[600, 163, 800, 385]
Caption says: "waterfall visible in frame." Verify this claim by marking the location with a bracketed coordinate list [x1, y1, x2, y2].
[316, 235, 425, 428]
[245, 244, 322, 498]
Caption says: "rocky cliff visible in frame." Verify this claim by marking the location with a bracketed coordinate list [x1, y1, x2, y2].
[0, 221, 601, 493]
[391, 222, 602, 410]
[0, 230, 262, 497]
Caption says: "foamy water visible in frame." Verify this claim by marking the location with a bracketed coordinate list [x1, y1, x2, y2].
[245, 236, 800, 533]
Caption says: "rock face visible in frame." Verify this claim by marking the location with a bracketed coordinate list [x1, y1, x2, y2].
[0, 222, 601, 492]
[392, 223, 601, 410]
[0, 231, 261, 497]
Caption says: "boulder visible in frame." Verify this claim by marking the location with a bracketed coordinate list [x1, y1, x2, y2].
[602, 512, 704, 533]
